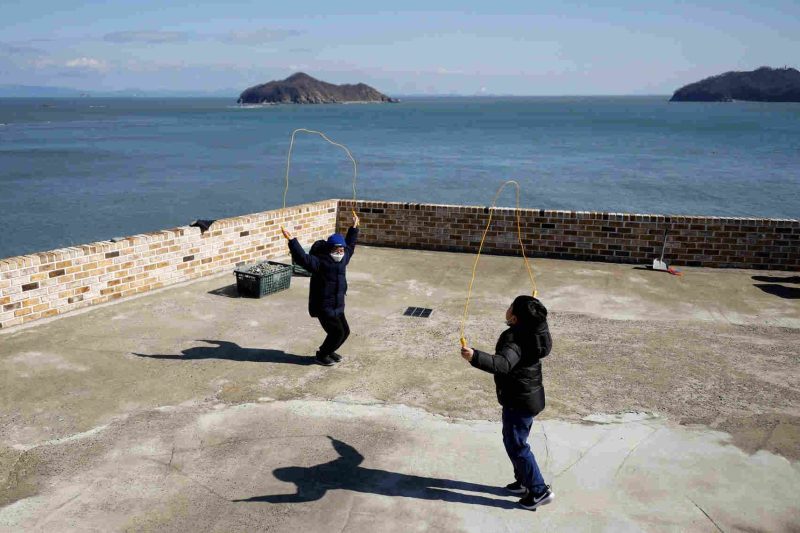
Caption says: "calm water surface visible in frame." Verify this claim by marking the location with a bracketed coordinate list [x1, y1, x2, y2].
[0, 96, 798, 258]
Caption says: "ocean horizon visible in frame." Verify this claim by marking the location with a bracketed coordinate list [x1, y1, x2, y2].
[1, 95, 798, 259]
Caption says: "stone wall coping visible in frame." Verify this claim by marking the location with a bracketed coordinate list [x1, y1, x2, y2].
[341, 199, 798, 224]
[1, 199, 338, 264]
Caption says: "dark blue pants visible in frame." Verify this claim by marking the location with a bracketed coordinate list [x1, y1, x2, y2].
[317, 313, 350, 355]
[502, 407, 546, 493]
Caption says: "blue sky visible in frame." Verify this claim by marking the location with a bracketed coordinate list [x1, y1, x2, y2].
[1, 0, 798, 95]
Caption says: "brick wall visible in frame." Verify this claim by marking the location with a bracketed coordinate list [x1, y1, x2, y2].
[338, 200, 799, 271]
[3, 198, 797, 329]
[0, 200, 337, 330]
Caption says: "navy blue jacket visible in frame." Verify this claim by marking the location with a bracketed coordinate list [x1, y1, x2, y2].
[470, 322, 552, 416]
[288, 227, 358, 318]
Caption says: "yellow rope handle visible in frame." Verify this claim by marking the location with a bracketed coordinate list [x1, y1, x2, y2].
[460, 180, 537, 348]
[282, 128, 358, 218]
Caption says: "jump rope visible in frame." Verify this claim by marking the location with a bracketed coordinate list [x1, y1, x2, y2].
[280, 129, 539, 349]
[282, 128, 358, 219]
[459, 180, 538, 348]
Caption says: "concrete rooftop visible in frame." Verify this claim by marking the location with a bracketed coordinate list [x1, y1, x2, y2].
[1, 246, 799, 532]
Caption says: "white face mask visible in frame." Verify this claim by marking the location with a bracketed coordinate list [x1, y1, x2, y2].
[330, 252, 344, 263]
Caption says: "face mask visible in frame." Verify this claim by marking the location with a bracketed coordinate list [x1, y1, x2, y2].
[330, 252, 344, 263]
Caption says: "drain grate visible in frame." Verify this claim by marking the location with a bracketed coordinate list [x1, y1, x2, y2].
[403, 307, 433, 318]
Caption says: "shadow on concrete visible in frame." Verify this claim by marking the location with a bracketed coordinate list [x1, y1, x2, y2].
[233, 437, 517, 509]
[752, 275, 800, 284]
[753, 284, 800, 300]
[132, 340, 315, 365]
[752, 275, 800, 299]
[632, 266, 673, 273]
[208, 284, 240, 298]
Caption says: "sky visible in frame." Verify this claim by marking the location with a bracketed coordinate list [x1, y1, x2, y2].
[1, 0, 798, 95]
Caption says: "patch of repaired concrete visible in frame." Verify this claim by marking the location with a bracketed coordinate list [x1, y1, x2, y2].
[582, 412, 658, 424]
[9, 352, 88, 374]
[1, 400, 798, 532]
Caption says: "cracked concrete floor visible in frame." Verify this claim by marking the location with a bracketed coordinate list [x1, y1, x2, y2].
[1, 246, 799, 531]
[2, 400, 798, 532]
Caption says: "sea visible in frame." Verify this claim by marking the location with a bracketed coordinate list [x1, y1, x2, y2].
[0, 96, 798, 259]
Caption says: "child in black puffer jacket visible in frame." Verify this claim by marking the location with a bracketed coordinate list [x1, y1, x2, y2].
[282, 214, 359, 366]
[460, 295, 554, 511]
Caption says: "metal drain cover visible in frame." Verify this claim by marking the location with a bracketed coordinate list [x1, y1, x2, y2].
[403, 307, 433, 318]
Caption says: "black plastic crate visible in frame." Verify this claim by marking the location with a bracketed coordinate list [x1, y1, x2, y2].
[292, 245, 312, 277]
[234, 261, 292, 298]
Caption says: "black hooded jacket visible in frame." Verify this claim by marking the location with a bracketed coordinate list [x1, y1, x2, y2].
[470, 320, 552, 416]
[288, 227, 358, 318]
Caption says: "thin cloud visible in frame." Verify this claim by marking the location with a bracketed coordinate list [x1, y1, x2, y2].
[102, 28, 301, 46]
[222, 28, 303, 44]
[56, 68, 98, 78]
[0, 42, 43, 57]
[104, 30, 188, 43]
[65, 57, 108, 71]
[32, 57, 57, 68]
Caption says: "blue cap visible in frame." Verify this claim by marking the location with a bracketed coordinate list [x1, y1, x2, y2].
[327, 233, 346, 248]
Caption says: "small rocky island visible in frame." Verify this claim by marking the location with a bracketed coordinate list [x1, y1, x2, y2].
[237, 72, 397, 104]
[670, 66, 800, 102]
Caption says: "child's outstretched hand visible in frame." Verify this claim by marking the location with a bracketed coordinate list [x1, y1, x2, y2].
[281, 227, 293, 240]
[460, 346, 474, 362]
[352, 212, 360, 228]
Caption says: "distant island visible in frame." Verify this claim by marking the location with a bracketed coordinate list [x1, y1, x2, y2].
[670, 66, 800, 102]
[237, 73, 397, 104]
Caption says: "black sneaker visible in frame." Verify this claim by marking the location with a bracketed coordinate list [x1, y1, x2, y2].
[330, 352, 342, 362]
[315, 354, 336, 366]
[505, 481, 527, 494]
[519, 485, 554, 510]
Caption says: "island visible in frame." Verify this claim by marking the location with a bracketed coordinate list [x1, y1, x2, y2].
[670, 66, 800, 102]
[237, 73, 398, 104]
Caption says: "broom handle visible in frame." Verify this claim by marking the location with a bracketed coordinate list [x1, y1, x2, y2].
[659, 228, 669, 262]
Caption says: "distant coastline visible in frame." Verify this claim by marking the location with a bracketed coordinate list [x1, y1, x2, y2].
[0, 85, 240, 98]
[1, 88, 678, 100]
